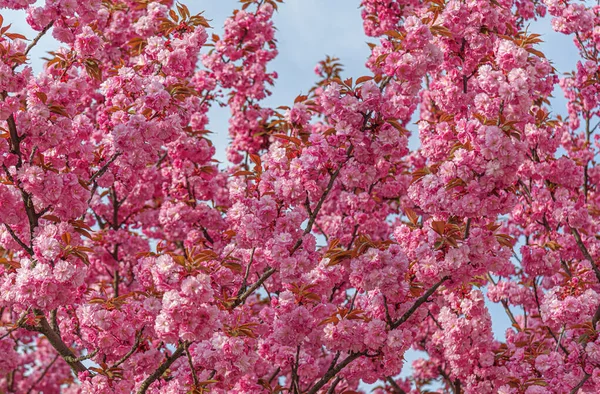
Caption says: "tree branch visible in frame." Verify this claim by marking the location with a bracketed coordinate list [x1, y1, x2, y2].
[570, 373, 590, 394]
[231, 266, 276, 308]
[236, 247, 256, 298]
[306, 352, 363, 394]
[23, 21, 54, 59]
[136, 342, 185, 394]
[390, 276, 449, 329]
[3, 223, 33, 255]
[326, 376, 342, 394]
[570, 227, 600, 284]
[386, 377, 407, 394]
[26, 354, 59, 394]
[87, 152, 121, 204]
[113, 328, 143, 368]
[34, 315, 87, 374]
[184, 341, 199, 388]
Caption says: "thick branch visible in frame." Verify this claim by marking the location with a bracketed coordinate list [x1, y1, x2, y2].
[464, 218, 471, 239]
[390, 276, 449, 329]
[136, 342, 185, 394]
[386, 377, 407, 394]
[34, 316, 87, 374]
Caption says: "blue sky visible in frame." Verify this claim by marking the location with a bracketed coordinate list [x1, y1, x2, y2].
[2, 0, 584, 390]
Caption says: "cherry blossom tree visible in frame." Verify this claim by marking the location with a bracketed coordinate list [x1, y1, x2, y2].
[0, 0, 599, 392]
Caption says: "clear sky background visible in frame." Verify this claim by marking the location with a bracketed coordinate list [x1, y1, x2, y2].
[2, 0, 583, 390]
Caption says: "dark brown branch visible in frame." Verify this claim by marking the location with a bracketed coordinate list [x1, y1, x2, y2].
[23, 21, 54, 58]
[290, 345, 301, 394]
[49, 309, 59, 336]
[113, 329, 144, 368]
[291, 144, 354, 255]
[113, 269, 120, 298]
[237, 247, 256, 298]
[428, 310, 443, 330]
[268, 367, 280, 384]
[570, 227, 600, 284]
[390, 276, 449, 329]
[87, 152, 121, 204]
[386, 377, 407, 394]
[231, 266, 276, 308]
[184, 341, 199, 387]
[464, 218, 471, 239]
[3, 223, 33, 255]
[532, 278, 570, 354]
[570, 373, 590, 394]
[382, 295, 393, 326]
[34, 316, 87, 374]
[326, 376, 342, 394]
[306, 352, 363, 394]
[500, 299, 521, 331]
[137, 342, 185, 394]
[89, 152, 121, 184]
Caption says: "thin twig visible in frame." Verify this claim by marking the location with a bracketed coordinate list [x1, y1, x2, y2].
[89, 152, 121, 184]
[113, 329, 144, 368]
[26, 354, 59, 394]
[500, 299, 521, 331]
[184, 341, 199, 387]
[23, 21, 54, 58]
[0, 311, 28, 340]
[532, 278, 570, 354]
[237, 247, 256, 298]
[64, 348, 98, 363]
[231, 266, 276, 308]
[428, 311, 442, 330]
